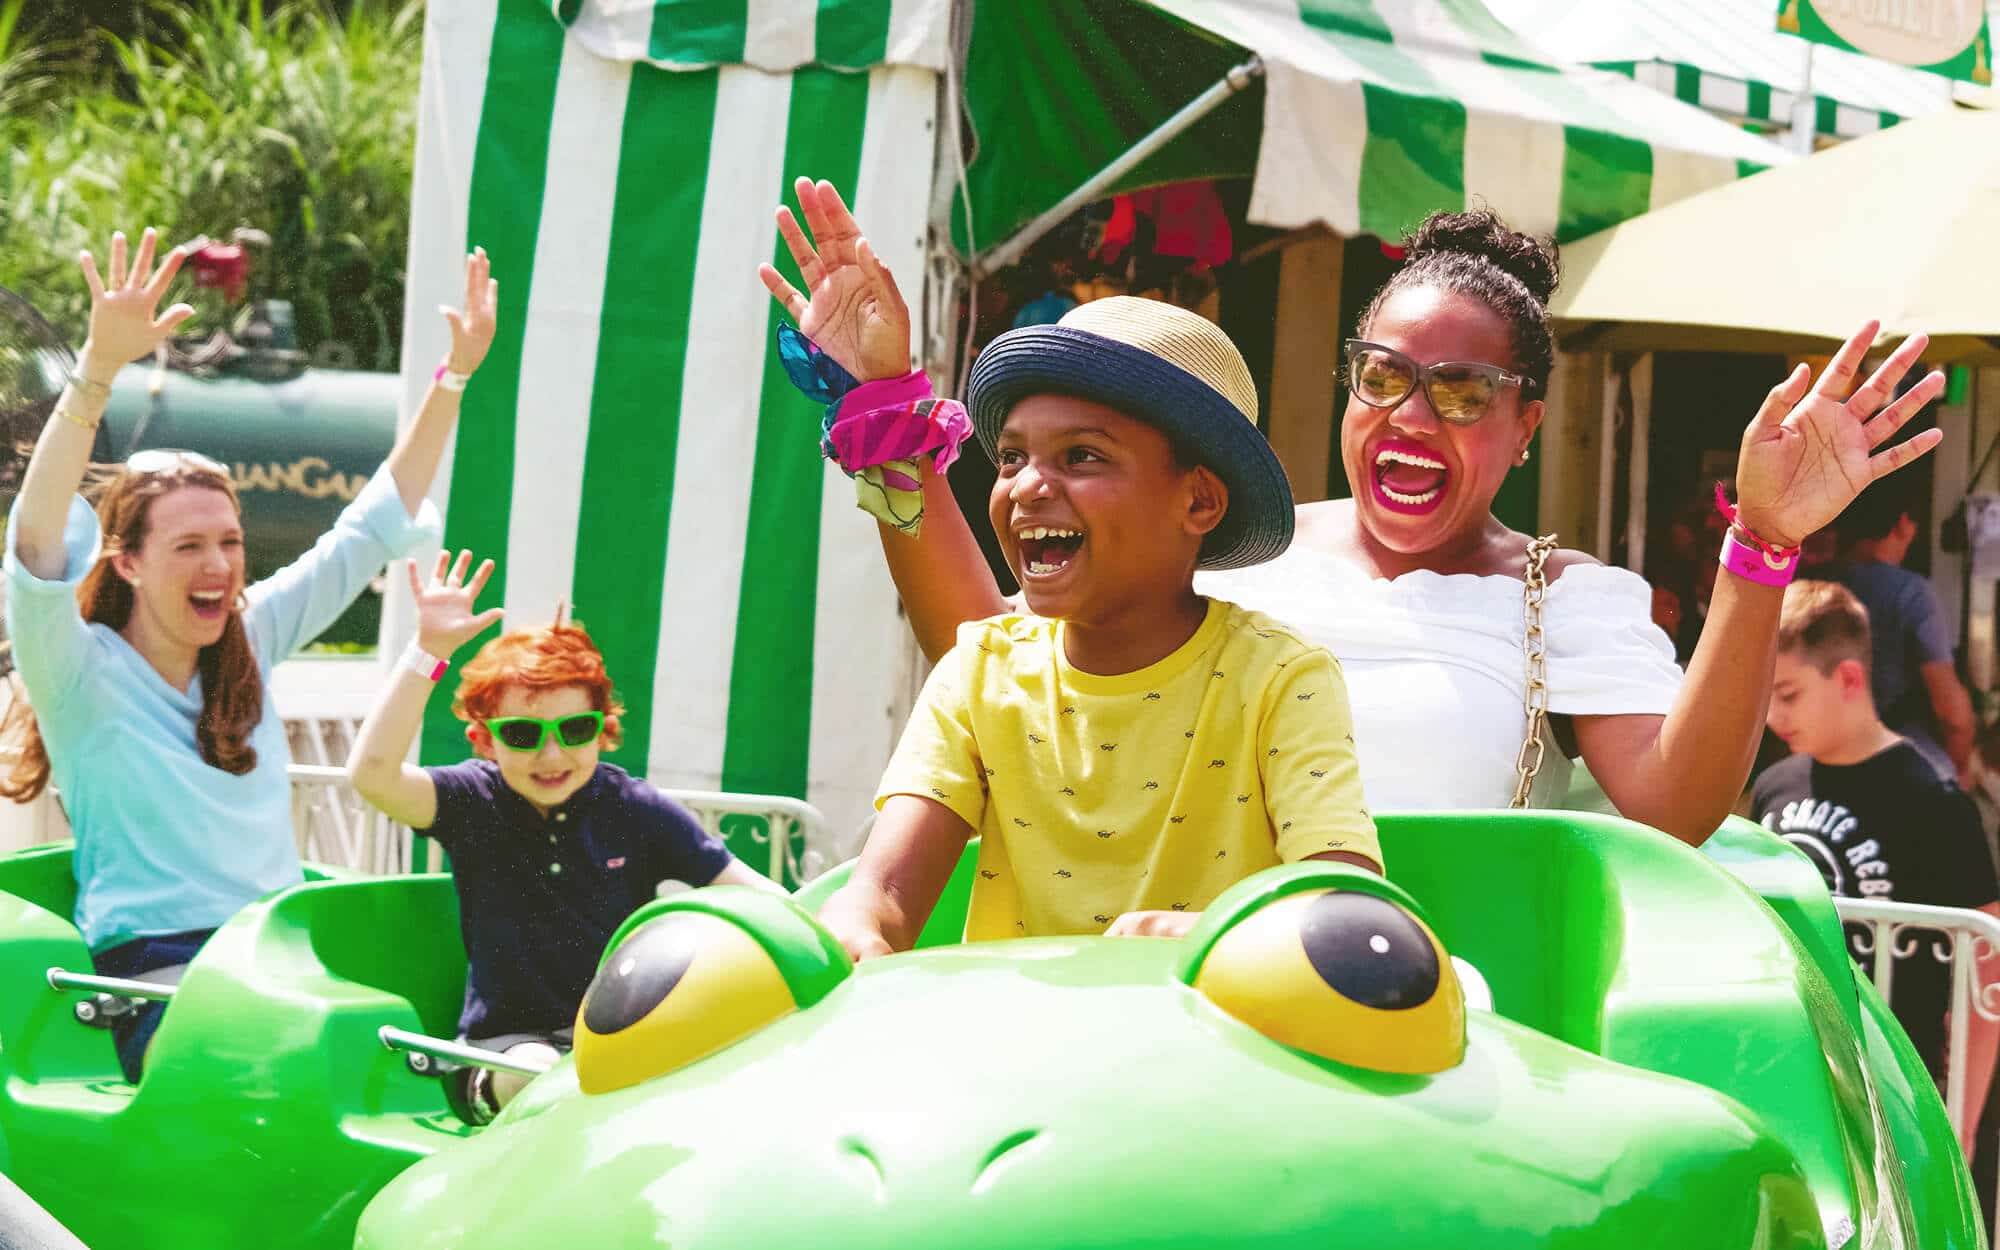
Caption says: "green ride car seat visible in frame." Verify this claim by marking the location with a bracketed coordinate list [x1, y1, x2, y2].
[0, 857, 479, 1250]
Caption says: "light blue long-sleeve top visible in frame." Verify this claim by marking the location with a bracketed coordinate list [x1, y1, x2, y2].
[4, 468, 440, 950]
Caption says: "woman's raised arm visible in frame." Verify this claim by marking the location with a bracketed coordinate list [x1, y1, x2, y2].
[1578, 324, 1945, 844]
[759, 177, 1008, 661]
[15, 229, 192, 579]
[383, 248, 498, 517]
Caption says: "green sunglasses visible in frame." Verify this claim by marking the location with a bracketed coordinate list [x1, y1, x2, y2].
[484, 711, 605, 752]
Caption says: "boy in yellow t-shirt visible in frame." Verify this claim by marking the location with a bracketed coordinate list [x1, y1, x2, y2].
[816, 296, 1378, 960]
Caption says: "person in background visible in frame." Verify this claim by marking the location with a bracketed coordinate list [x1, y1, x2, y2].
[1753, 579, 1999, 1217]
[1822, 476, 1975, 784]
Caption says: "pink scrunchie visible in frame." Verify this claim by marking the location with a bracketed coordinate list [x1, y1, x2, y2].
[826, 370, 973, 477]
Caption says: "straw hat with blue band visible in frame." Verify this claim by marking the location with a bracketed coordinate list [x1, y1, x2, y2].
[966, 297, 1295, 571]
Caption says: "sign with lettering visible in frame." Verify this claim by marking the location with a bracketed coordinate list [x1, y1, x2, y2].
[1777, 0, 1992, 83]
[231, 456, 368, 503]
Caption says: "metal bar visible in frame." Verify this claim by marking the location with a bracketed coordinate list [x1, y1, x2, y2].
[0, 1171, 93, 1250]
[45, 969, 177, 1002]
[969, 56, 1265, 279]
[378, 1026, 554, 1077]
[1948, 930, 1973, 1134]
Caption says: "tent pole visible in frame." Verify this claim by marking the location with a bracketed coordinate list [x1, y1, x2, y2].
[1625, 353, 1653, 572]
[1787, 43, 1817, 156]
[1596, 356, 1622, 563]
[970, 55, 1264, 279]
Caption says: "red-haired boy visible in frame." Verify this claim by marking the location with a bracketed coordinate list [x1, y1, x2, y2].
[348, 550, 777, 1118]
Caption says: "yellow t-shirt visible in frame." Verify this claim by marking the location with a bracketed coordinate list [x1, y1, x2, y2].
[876, 598, 1379, 939]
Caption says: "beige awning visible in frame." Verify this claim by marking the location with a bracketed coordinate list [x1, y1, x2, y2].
[1552, 104, 2000, 363]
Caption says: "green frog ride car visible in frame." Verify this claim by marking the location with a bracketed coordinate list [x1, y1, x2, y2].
[352, 811, 1983, 1250]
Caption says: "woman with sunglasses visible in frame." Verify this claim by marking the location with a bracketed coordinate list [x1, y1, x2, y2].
[1, 229, 498, 1081]
[764, 184, 1943, 845]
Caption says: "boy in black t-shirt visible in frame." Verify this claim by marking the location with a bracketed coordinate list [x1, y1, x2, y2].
[1753, 579, 2000, 1169]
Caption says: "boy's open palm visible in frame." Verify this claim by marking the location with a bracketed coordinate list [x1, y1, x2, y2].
[758, 177, 911, 383]
[412, 549, 505, 657]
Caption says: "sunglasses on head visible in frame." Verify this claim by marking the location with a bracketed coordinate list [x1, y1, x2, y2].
[127, 448, 228, 477]
[1342, 340, 1532, 426]
[485, 711, 605, 752]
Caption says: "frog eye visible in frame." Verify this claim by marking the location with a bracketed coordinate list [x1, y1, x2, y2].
[574, 891, 849, 1096]
[1183, 873, 1465, 1075]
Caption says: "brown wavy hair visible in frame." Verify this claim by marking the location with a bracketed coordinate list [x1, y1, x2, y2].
[1, 462, 263, 801]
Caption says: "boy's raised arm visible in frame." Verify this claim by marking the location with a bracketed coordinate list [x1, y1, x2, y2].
[347, 551, 504, 829]
[758, 177, 1012, 662]
[818, 796, 973, 960]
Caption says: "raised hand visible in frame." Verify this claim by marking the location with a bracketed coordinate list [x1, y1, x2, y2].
[758, 177, 911, 383]
[77, 228, 195, 372]
[410, 549, 505, 658]
[440, 247, 499, 376]
[1733, 322, 1946, 550]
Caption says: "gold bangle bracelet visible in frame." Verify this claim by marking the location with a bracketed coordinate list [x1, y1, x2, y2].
[55, 404, 100, 432]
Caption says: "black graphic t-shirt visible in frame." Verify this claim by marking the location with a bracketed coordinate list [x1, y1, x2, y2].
[1753, 741, 1998, 1077]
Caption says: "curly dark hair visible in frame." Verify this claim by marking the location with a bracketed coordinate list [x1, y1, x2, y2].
[1359, 209, 1562, 396]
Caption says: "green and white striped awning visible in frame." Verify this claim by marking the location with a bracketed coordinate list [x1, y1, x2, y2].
[1486, 0, 1960, 140]
[959, 0, 1794, 254]
[403, 0, 948, 857]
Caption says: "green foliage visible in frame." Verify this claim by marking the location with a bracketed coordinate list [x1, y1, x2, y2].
[0, 0, 421, 369]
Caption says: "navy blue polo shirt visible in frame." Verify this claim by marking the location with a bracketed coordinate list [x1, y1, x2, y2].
[424, 760, 734, 1039]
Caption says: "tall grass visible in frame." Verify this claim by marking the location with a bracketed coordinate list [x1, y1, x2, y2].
[0, 0, 422, 370]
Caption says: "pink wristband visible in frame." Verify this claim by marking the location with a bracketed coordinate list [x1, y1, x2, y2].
[401, 639, 449, 682]
[1719, 530, 1800, 588]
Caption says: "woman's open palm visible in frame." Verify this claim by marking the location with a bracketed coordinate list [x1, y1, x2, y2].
[1734, 322, 1946, 550]
[78, 228, 194, 366]
[411, 550, 504, 657]
[758, 177, 911, 382]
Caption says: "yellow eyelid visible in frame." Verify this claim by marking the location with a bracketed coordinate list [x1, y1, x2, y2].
[1192, 889, 1465, 1075]
[574, 913, 797, 1096]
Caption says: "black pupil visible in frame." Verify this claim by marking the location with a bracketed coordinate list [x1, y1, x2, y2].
[558, 715, 598, 746]
[1298, 892, 1439, 1011]
[581, 915, 701, 1035]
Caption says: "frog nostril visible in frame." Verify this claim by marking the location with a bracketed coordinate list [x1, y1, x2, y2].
[971, 1128, 1042, 1195]
[837, 1136, 885, 1201]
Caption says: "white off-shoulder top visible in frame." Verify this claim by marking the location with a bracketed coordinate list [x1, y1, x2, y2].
[1196, 544, 1684, 811]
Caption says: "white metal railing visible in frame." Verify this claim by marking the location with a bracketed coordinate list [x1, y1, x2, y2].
[288, 763, 413, 875]
[1833, 896, 2000, 1203]
[660, 789, 831, 887]
[287, 761, 834, 888]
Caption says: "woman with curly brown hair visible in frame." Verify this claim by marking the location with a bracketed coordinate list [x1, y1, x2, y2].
[3, 228, 497, 1080]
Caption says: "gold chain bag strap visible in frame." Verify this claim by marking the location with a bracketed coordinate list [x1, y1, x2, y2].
[1510, 534, 1560, 809]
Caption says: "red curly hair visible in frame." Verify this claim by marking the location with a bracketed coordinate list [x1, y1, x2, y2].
[451, 621, 625, 749]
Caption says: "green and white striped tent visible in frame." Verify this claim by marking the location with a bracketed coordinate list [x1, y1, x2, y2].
[1485, 0, 1964, 142]
[954, 1, 1792, 254]
[401, 0, 947, 860]
[399, 0, 1788, 855]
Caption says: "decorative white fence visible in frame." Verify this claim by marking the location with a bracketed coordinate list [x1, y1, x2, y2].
[1833, 896, 2000, 1204]
[6, 721, 842, 889]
